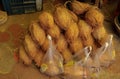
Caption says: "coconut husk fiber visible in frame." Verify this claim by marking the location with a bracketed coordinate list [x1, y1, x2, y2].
[69, 0, 91, 15]
[85, 7, 104, 28]
[54, 5, 78, 30]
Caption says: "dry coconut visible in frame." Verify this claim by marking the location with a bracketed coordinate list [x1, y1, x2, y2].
[29, 22, 46, 46]
[56, 35, 68, 52]
[83, 35, 96, 50]
[92, 24, 107, 45]
[39, 12, 54, 30]
[85, 7, 104, 28]
[54, 5, 77, 30]
[34, 49, 44, 67]
[24, 34, 39, 59]
[61, 48, 73, 63]
[42, 38, 49, 52]
[19, 46, 32, 65]
[48, 24, 61, 40]
[70, 0, 91, 15]
[78, 20, 96, 49]
[78, 20, 92, 42]
[68, 10, 78, 22]
[69, 38, 83, 53]
[65, 22, 79, 42]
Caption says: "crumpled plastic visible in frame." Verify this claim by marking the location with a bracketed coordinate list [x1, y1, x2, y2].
[94, 35, 115, 68]
[88, 35, 115, 78]
[64, 46, 92, 79]
[40, 35, 64, 76]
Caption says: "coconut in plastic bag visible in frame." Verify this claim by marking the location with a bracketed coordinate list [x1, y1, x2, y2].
[95, 35, 115, 68]
[102, 35, 115, 66]
[64, 46, 92, 79]
[88, 34, 115, 77]
[40, 35, 64, 76]
[64, 61, 87, 79]
[88, 43, 109, 78]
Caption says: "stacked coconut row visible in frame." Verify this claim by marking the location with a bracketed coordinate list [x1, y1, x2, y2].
[19, 0, 107, 68]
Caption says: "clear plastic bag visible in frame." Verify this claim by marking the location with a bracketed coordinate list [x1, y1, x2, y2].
[40, 35, 64, 76]
[64, 61, 87, 79]
[105, 35, 115, 62]
[72, 46, 92, 62]
[88, 43, 108, 78]
[88, 35, 115, 78]
[94, 35, 115, 68]
[64, 46, 92, 79]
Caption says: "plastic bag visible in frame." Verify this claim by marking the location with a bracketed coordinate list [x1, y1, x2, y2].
[40, 35, 64, 76]
[105, 35, 115, 62]
[64, 46, 92, 79]
[94, 35, 115, 68]
[88, 43, 108, 78]
[64, 61, 87, 79]
[88, 35, 115, 78]
[72, 46, 92, 62]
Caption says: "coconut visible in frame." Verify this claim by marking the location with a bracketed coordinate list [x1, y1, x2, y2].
[56, 35, 68, 52]
[48, 25, 61, 40]
[92, 24, 107, 45]
[42, 38, 49, 52]
[65, 22, 79, 42]
[34, 50, 44, 67]
[61, 48, 73, 63]
[54, 5, 77, 30]
[78, 20, 92, 38]
[39, 12, 54, 30]
[24, 34, 39, 59]
[85, 7, 104, 28]
[69, 38, 83, 53]
[70, 0, 91, 15]
[68, 10, 78, 22]
[30, 22, 46, 46]
[19, 46, 32, 65]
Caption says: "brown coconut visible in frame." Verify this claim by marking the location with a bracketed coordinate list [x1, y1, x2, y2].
[78, 20, 97, 49]
[56, 35, 68, 52]
[92, 24, 107, 45]
[29, 22, 46, 46]
[48, 24, 61, 40]
[68, 10, 78, 23]
[42, 38, 49, 52]
[54, 5, 77, 30]
[39, 12, 54, 30]
[65, 22, 79, 42]
[34, 49, 44, 67]
[19, 46, 32, 65]
[85, 7, 104, 28]
[69, 38, 83, 53]
[70, 0, 91, 15]
[61, 48, 73, 63]
[78, 20, 92, 38]
[24, 34, 39, 59]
